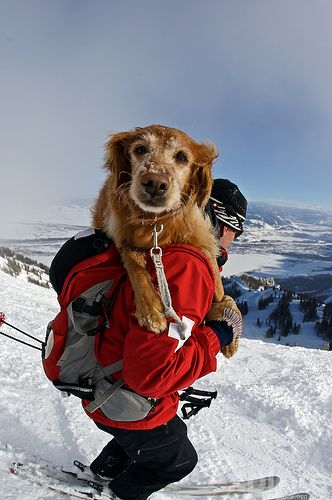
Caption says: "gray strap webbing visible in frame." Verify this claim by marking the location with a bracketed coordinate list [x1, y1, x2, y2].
[100, 360, 123, 379]
[86, 377, 125, 413]
[150, 225, 186, 339]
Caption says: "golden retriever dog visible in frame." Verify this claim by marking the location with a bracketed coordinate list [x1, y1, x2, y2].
[92, 124, 225, 335]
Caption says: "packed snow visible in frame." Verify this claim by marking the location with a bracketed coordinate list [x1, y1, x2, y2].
[0, 264, 331, 499]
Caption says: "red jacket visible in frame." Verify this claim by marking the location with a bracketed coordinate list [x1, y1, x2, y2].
[83, 244, 221, 430]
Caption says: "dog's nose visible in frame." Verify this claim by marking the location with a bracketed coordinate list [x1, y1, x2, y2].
[141, 174, 169, 197]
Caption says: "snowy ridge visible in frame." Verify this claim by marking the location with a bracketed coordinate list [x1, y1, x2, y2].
[0, 252, 49, 289]
[0, 268, 331, 499]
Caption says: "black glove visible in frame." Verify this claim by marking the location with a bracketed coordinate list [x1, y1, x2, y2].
[206, 320, 234, 349]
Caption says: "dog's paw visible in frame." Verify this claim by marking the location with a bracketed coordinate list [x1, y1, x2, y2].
[206, 295, 241, 321]
[137, 312, 168, 334]
[135, 294, 167, 334]
[221, 337, 239, 358]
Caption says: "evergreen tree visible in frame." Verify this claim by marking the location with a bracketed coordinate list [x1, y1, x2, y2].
[292, 323, 301, 334]
[299, 294, 319, 322]
[237, 300, 248, 316]
[224, 282, 241, 299]
[266, 326, 274, 338]
[315, 303, 332, 340]
[269, 293, 293, 337]
[258, 294, 274, 310]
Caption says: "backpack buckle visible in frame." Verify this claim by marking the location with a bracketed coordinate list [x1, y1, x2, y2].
[72, 297, 104, 317]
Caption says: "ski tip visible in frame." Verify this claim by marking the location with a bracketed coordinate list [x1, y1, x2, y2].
[164, 475, 283, 496]
[268, 493, 310, 500]
[9, 462, 23, 474]
[247, 475, 281, 491]
[207, 475, 281, 488]
[237, 475, 280, 490]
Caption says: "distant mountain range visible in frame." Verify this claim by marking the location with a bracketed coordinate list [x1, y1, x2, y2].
[1, 200, 331, 301]
[233, 202, 332, 301]
[239, 201, 332, 257]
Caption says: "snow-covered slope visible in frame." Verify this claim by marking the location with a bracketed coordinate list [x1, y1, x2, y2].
[0, 269, 331, 499]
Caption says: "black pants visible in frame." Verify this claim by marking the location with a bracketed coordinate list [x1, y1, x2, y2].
[93, 415, 198, 500]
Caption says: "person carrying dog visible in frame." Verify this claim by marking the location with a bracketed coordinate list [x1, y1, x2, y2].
[87, 178, 248, 500]
[207, 178, 247, 267]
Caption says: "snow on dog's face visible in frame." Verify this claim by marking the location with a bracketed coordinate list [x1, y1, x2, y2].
[103, 125, 218, 214]
[128, 131, 192, 213]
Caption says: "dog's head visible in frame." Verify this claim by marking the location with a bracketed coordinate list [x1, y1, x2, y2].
[104, 125, 218, 215]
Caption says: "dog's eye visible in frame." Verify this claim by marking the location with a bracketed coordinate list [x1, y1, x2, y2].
[175, 151, 188, 162]
[134, 145, 148, 155]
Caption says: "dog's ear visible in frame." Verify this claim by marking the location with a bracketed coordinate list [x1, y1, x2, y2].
[192, 143, 218, 208]
[104, 131, 132, 187]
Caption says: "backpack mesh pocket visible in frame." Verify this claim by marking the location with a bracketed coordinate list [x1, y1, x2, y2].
[94, 378, 155, 422]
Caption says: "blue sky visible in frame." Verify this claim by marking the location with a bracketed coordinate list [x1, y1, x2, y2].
[1, 0, 332, 221]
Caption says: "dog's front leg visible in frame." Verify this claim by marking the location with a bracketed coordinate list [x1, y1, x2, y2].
[204, 252, 243, 358]
[120, 247, 167, 334]
[202, 250, 224, 303]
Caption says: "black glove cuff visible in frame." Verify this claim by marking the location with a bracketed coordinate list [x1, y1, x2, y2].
[206, 320, 234, 349]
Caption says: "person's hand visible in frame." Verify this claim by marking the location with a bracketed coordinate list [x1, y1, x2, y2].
[205, 295, 243, 358]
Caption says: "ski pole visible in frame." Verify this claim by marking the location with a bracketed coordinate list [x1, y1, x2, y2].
[0, 330, 43, 351]
[0, 312, 43, 344]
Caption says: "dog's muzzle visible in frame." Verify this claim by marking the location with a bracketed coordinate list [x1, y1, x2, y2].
[141, 173, 169, 198]
[138, 173, 171, 208]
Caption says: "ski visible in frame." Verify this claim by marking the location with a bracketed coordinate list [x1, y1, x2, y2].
[268, 495, 310, 500]
[165, 475, 280, 495]
[10, 459, 309, 499]
[65, 467, 309, 499]
[64, 461, 281, 496]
